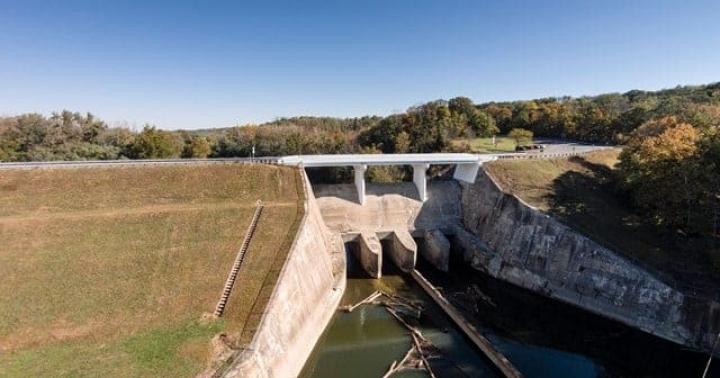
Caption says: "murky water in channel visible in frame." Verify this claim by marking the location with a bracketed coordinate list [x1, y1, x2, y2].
[299, 250, 499, 377]
[300, 244, 719, 378]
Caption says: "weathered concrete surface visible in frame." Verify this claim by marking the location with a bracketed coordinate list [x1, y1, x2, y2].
[385, 229, 417, 272]
[421, 229, 450, 272]
[357, 232, 382, 278]
[458, 168, 720, 355]
[223, 172, 345, 378]
[314, 181, 462, 235]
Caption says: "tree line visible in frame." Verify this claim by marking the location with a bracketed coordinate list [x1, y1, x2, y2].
[0, 112, 211, 161]
[481, 83, 720, 143]
[0, 82, 718, 242]
[2, 83, 718, 163]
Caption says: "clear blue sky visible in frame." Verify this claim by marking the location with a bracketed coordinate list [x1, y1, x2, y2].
[1, 0, 718, 129]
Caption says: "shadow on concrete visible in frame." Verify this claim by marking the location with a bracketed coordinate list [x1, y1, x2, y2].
[546, 156, 720, 296]
[345, 241, 373, 279]
[313, 182, 421, 203]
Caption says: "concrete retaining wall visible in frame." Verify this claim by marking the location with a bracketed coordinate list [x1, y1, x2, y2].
[314, 181, 462, 235]
[459, 168, 720, 354]
[224, 171, 345, 378]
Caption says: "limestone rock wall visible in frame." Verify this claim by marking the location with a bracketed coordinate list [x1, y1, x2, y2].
[224, 172, 345, 378]
[459, 169, 720, 354]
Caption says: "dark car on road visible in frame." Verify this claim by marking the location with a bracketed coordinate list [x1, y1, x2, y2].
[515, 144, 545, 152]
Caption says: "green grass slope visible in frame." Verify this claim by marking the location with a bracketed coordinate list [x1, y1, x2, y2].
[0, 164, 303, 377]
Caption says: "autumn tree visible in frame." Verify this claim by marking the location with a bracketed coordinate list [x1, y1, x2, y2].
[405, 101, 452, 153]
[617, 117, 701, 230]
[508, 128, 534, 145]
[181, 135, 211, 158]
[484, 104, 513, 133]
[127, 125, 181, 159]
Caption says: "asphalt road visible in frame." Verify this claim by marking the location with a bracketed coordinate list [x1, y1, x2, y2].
[0, 142, 614, 170]
[532, 138, 613, 154]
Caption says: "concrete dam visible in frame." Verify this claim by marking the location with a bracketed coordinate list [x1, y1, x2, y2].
[224, 153, 720, 378]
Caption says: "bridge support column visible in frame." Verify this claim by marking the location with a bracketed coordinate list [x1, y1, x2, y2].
[354, 164, 367, 205]
[412, 163, 429, 202]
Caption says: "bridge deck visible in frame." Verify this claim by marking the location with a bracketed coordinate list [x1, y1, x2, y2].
[278, 153, 496, 167]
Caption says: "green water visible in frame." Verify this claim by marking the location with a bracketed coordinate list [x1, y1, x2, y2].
[301, 247, 719, 378]
[299, 258, 500, 377]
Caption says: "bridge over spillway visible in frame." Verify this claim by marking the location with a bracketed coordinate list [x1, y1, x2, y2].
[278, 153, 498, 204]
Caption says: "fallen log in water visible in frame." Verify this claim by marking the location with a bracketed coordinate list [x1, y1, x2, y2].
[339, 290, 383, 312]
[411, 332, 437, 378]
[383, 304, 439, 377]
[411, 269, 523, 378]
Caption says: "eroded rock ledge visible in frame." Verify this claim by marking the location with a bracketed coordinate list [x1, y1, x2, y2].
[458, 168, 720, 355]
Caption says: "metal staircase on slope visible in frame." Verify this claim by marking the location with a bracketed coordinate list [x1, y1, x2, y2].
[214, 200, 264, 317]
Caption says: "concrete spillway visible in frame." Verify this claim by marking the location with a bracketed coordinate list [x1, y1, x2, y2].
[229, 160, 720, 378]
[311, 173, 720, 358]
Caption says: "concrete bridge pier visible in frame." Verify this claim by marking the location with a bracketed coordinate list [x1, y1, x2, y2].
[355, 232, 382, 278]
[384, 229, 417, 272]
[421, 229, 450, 272]
[354, 164, 367, 205]
[412, 163, 430, 201]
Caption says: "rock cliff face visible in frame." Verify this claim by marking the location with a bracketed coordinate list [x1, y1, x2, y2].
[458, 168, 720, 354]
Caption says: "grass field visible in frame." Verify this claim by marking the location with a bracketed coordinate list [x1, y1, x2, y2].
[451, 136, 518, 153]
[485, 149, 720, 292]
[0, 164, 304, 377]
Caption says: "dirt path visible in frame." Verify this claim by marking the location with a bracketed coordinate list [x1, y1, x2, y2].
[0, 201, 297, 225]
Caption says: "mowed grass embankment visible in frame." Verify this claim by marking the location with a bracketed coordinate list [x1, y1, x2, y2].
[485, 149, 720, 290]
[0, 164, 304, 377]
[451, 136, 518, 153]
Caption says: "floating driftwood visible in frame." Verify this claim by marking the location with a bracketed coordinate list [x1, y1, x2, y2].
[383, 305, 439, 378]
[339, 290, 424, 316]
[339, 290, 383, 312]
[411, 270, 522, 378]
[382, 348, 414, 378]
[342, 287, 507, 378]
[411, 332, 437, 378]
[381, 342, 434, 378]
[383, 293, 424, 317]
